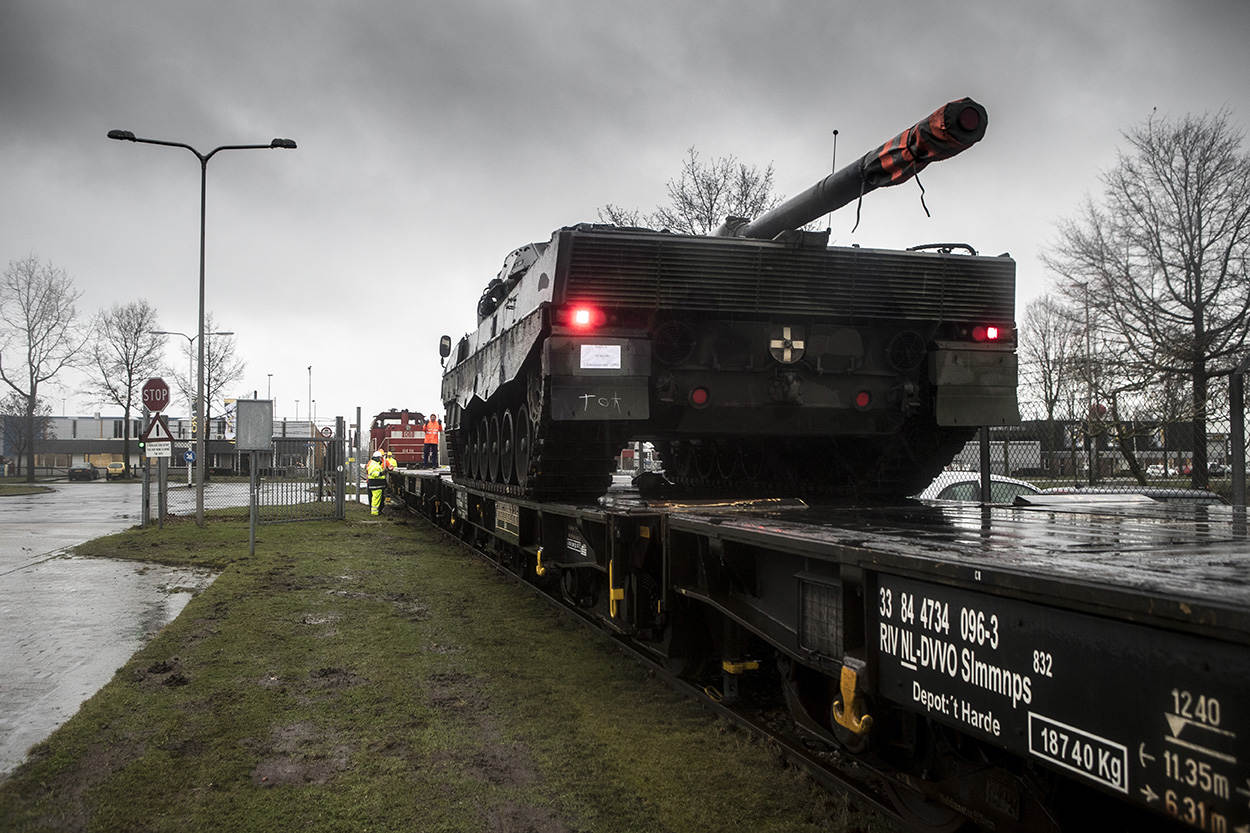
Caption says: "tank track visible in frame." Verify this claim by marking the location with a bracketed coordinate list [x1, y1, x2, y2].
[449, 418, 619, 502]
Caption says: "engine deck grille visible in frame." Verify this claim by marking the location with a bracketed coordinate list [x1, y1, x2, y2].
[561, 231, 1015, 323]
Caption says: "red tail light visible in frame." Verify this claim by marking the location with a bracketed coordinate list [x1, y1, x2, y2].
[563, 305, 604, 331]
[971, 325, 1005, 342]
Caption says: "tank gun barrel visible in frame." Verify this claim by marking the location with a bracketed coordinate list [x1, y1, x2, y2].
[725, 97, 988, 240]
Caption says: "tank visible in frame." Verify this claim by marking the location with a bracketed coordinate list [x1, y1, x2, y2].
[440, 97, 1018, 501]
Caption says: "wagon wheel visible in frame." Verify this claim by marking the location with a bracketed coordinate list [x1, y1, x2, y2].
[499, 408, 516, 485]
[487, 412, 501, 483]
[515, 404, 533, 488]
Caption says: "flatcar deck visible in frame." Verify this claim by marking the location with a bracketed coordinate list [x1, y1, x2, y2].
[658, 499, 1250, 641]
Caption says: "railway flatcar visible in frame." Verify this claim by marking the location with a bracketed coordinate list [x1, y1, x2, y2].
[390, 468, 1250, 833]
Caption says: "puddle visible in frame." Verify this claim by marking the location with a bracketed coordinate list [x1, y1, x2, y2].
[0, 553, 216, 775]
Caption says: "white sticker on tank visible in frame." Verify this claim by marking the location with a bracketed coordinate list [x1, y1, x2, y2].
[580, 344, 621, 369]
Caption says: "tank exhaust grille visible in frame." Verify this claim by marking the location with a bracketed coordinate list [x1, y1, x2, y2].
[562, 233, 1014, 322]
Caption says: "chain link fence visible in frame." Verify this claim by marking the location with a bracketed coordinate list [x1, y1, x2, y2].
[951, 369, 1249, 505]
[147, 427, 345, 523]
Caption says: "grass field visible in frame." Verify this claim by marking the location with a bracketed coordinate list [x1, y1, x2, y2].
[0, 506, 894, 833]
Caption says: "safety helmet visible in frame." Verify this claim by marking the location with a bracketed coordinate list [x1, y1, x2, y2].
[372, 451, 383, 459]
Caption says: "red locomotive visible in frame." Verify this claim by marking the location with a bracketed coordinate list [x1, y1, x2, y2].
[368, 409, 427, 467]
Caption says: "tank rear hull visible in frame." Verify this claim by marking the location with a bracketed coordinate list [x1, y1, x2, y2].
[442, 227, 1016, 500]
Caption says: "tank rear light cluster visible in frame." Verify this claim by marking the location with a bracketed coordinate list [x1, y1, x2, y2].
[951, 324, 1012, 343]
[561, 305, 605, 331]
[972, 325, 1000, 342]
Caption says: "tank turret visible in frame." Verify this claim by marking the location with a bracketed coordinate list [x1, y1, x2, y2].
[716, 98, 988, 239]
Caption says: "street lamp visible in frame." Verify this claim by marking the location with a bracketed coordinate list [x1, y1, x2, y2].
[152, 330, 233, 418]
[111, 129, 295, 526]
[267, 373, 273, 400]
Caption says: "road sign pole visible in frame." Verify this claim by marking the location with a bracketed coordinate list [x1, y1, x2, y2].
[158, 457, 167, 529]
[141, 407, 150, 528]
[249, 450, 258, 556]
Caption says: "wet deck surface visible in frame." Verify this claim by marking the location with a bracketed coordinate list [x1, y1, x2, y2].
[0, 483, 215, 775]
[661, 499, 1250, 637]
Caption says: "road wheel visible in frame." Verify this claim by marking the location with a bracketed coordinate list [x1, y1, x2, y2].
[487, 412, 501, 483]
[515, 405, 532, 487]
[499, 408, 516, 485]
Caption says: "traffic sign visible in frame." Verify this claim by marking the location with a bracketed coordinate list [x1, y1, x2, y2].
[143, 416, 173, 442]
[184, 449, 196, 463]
[143, 415, 173, 458]
[142, 377, 171, 412]
[321, 426, 333, 438]
[146, 441, 172, 458]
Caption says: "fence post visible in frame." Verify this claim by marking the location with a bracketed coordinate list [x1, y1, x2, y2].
[978, 426, 991, 503]
[356, 406, 363, 505]
[1231, 355, 1250, 507]
[335, 416, 346, 519]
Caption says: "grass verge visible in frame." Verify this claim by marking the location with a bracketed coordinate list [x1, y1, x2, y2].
[0, 484, 53, 496]
[0, 505, 894, 833]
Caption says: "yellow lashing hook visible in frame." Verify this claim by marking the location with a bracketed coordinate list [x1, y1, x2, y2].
[831, 664, 873, 736]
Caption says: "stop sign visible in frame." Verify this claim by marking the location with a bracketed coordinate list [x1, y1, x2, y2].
[142, 377, 171, 412]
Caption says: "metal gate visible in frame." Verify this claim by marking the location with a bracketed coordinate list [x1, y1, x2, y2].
[255, 418, 345, 523]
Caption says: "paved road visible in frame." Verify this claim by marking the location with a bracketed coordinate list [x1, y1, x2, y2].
[0, 482, 215, 775]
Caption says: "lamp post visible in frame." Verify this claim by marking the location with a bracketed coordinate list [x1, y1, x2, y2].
[111, 129, 295, 526]
[152, 330, 233, 417]
[267, 373, 273, 400]
[307, 365, 312, 437]
[153, 329, 232, 484]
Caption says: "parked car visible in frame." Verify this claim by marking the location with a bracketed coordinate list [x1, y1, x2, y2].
[105, 462, 126, 480]
[67, 464, 100, 481]
[1145, 464, 1166, 477]
[1038, 485, 1226, 505]
[914, 471, 1041, 502]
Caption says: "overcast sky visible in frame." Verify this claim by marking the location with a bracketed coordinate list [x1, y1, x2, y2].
[3, 0, 1248, 425]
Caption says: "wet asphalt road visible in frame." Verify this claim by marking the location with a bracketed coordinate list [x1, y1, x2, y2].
[0, 482, 215, 775]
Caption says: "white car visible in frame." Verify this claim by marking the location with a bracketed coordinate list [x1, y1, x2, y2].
[914, 471, 1041, 502]
[1145, 464, 1166, 477]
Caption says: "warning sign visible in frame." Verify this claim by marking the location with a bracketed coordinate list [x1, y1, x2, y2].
[143, 416, 173, 458]
[144, 416, 172, 442]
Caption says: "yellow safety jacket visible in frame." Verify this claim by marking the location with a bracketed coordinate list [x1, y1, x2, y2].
[367, 459, 385, 481]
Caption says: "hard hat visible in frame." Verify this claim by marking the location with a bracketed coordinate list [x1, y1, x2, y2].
[372, 451, 383, 459]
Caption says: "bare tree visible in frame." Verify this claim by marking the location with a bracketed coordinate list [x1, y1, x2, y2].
[1, 392, 52, 477]
[600, 147, 781, 235]
[1019, 295, 1081, 475]
[0, 256, 86, 481]
[1045, 109, 1250, 488]
[87, 300, 165, 476]
[169, 314, 244, 429]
